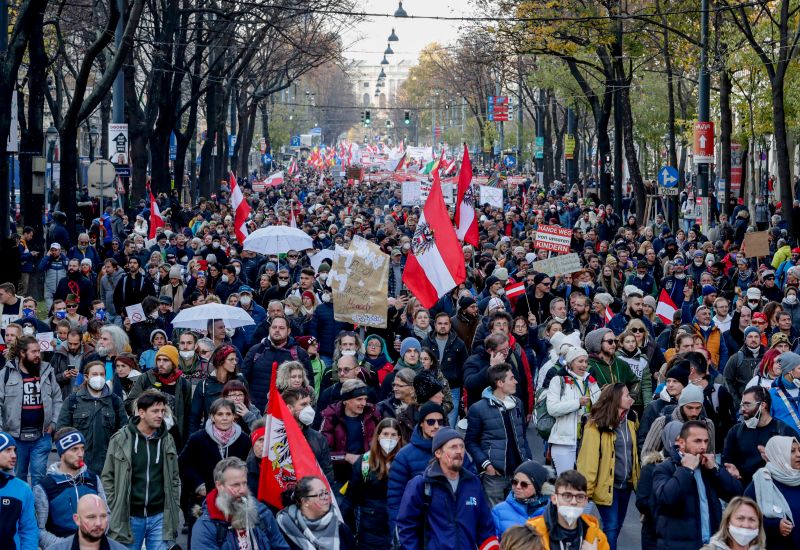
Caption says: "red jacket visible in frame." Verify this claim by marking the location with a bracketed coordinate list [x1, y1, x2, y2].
[319, 401, 381, 456]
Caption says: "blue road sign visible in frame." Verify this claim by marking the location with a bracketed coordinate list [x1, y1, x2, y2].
[290, 135, 301, 147]
[503, 155, 516, 167]
[262, 153, 273, 164]
[658, 166, 679, 188]
[169, 132, 177, 161]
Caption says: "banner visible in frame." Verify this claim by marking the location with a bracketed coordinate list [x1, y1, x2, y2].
[330, 236, 390, 328]
[531, 253, 582, 277]
[534, 225, 573, 254]
[406, 146, 434, 161]
[479, 185, 503, 208]
[402, 181, 421, 206]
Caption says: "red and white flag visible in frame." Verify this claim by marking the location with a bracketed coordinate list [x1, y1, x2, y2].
[289, 204, 297, 228]
[259, 363, 331, 509]
[505, 280, 526, 299]
[229, 172, 251, 243]
[455, 144, 479, 247]
[390, 153, 406, 172]
[148, 187, 165, 240]
[402, 170, 466, 309]
[604, 305, 614, 324]
[264, 171, 285, 188]
[656, 289, 679, 324]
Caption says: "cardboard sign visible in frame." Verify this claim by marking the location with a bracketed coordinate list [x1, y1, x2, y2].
[479, 185, 503, 208]
[534, 225, 573, 254]
[531, 253, 582, 277]
[330, 236, 390, 328]
[125, 303, 146, 323]
[743, 231, 770, 258]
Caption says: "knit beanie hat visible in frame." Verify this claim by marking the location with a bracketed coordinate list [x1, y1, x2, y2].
[665, 361, 691, 388]
[149, 329, 168, 344]
[399, 337, 421, 358]
[594, 293, 614, 307]
[416, 402, 445, 424]
[585, 328, 612, 355]
[743, 326, 761, 340]
[459, 295, 476, 310]
[0, 431, 15, 452]
[678, 384, 704, 406]
[155, 345, 179, 367]
[431, 427, 463, 453]
[413, 371, 444, 404]
[514, 460, 552, 494]
[565, 347, 588, 366]
[778, 351, 800, 376]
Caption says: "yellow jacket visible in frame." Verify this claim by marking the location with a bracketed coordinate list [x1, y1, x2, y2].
[527, 512, 610, 550]
[772, 244, 791, 269]
[576, 418, 640, 506]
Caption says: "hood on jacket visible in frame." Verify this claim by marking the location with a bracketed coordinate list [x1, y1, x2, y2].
[541, 500, 601, 543]
[480, 386, 517, 409]
[641, 450, 668, 467]
[126, 415, 169, 463]
[46, 461, 90, 478]
[204, 418, 243, 449]
[364, 334, 392, 363]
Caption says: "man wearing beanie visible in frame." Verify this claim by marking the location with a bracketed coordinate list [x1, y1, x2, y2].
[0, 431, 37, 550]
[638, 360, 690, 449]
[585, 328, 639, 390]
[125, 344, 192, 449]
[452, 294, 480, 354]
[769, 351, 800, 435]
[641, 384, 716, 455]
[513, 271, 555, 323]
[723, 325, 765, 408]
[33, 428, 106, 547]
[477, 275, 511, 313]
[397, 427, 499, 550]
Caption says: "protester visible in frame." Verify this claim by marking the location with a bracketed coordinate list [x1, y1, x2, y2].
[700, 496, 766, 550]
[491, 460, 553, 538]
[0, 431, 38, 549]
[50, 494, 127, 550]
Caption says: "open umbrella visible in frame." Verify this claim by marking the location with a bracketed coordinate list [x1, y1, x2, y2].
[171, 303, 255, 330]
[242, 226, 314, 255]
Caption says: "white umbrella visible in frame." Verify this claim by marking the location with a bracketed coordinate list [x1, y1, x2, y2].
[171, 303, 255, 330]
[242, 226, 314, 255]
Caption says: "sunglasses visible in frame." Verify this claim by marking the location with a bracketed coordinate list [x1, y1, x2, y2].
[424, 418, 445, 427]
[511, 479, 533, 489]
[630, 328, 645, 333]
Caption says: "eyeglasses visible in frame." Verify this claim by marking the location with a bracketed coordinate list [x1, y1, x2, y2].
[424, 418, 445, 426]
[740, 401, 761, 410]
[511, 479, 532, 489]
[67, 304, 78, 309]
[226, 392, 245, 399]
[337, 366, 356, 374]
[556, 492, 588, 504]
[307, 490, 331, 500]
[602, 339, 616, 344]
[392, 382, 410, 389]
[540, 282, 552, 287]
[278, 277, 290, 281]
[630, 328, 645, 334]
[287, 255, 299, 259]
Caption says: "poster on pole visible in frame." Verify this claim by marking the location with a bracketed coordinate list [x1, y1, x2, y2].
[330, 236, 390, 328]
[531, 253, 582, 277]
[108, 123, 129, 165]
[743, 231, 770, 258]
[7, 91, 18, 153]
[479, 185, 503, 208]
[534, 225, 573, 254]
[402, 181, 421, 206]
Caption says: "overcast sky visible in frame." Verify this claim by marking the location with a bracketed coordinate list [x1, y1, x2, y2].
[341, 0, 473, 63]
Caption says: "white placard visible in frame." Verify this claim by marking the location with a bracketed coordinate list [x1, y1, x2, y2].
[531, 253, 583, 277]
[108, 123, 129, 165]
[402, 181, 421, 206]
[479, 185, 504, 208]
[125, 303, 146, 323]
[37, 332, 54, 352]
[442, 182, 456, 206]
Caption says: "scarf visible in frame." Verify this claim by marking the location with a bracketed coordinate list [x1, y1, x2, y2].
[753, 436, 800, 521]
[155, 368, 183, 385]
[277, 505, 340, 550]
[206, 418, 242, 451]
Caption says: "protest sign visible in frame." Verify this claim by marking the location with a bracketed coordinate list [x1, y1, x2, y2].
[531, 253, 582, 277]
[441, 182, 456, 206]
[420, 179, 433, 203]
[534, 225, 573, 254]
[330, 236, 390, 328]
[479, 185, 503, 208]
[402, 181, 421, 206]
[125, 303, 146, 323]
[743, 231, 770, 258]
[37, 332, 54, 352]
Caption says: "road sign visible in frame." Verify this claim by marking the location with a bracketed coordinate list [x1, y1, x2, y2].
[534, 136, 544, 159]
[87, 160, 116, 198]
[260, 137, 267, 154]
[564, 135, 575, 160]
[108, 123, 128, 165]
[311, 127, 322, 135]
[693, 121, 714, 164]
[262, 153, 272, 165]
[659, 187, 679, 196]
[228, 134, 237, 157]
[169, 132, 177, 161]
[658, 166, 679, 188]
[290, 135, 301, 147]
[488, 96, 510, 122]
[503, 155, 516, 167]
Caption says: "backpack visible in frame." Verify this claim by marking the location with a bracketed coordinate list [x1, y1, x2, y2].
[535, 375, 567, 440]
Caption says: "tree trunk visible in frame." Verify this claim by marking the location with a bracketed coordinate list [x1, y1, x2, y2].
[542, 90, 554, 184]
[773, 77, 794, 231]
[618, 79, 646, 225]
[720, 69, 733, 215]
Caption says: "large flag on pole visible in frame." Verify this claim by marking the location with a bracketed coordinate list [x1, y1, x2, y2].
[402, 170, 466, 308]
[656, 289, 679, 324]
[148, 187, 165, 240]
[229, 172, 251, 243]
[455, 144, 479, 247]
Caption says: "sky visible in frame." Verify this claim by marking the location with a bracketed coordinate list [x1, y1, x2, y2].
[340, 0, 473, 64]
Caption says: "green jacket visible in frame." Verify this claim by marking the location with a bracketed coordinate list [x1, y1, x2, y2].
[588, 355, 640, 398]
[125, 370, 192, 449]
[101, 417, 181, 544]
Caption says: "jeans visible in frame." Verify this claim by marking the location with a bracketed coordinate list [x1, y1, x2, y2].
[15, 433, 51, 486]
[597, 486, 632, 550]
[449, 388, 461, 427]
[128, 512, 173, 550]
[482, 472, 511, 507]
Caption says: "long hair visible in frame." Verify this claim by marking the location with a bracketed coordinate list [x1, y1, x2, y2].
[626, 318, 650, 346]
[714, 496, 766, 549]
[368, 418, 405, 480]
[588, 383, 629, 430]
[275, 360, 310, 391]
[212, 345, 238, 383]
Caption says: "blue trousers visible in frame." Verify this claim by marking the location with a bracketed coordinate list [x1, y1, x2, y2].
[596, 485, 632, 550]
[14, 433, 51, 486]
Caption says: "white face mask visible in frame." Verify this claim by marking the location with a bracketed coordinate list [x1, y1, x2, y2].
[235, 267, 241, 275]
[554, 316, 566, 323]
[318, 273, 328, 282]
[150, 311, 160, 320]
[496, 288, 505, 296]
[786, 295, 798, 304]
[278, 280, 289, 287]
[379, 438, 398, 454]
[240, 296, 252, 307]
[212, 242, 220, 249]
[744, 407, 761, 429]
[22, 326, 34, 336]
[341, 349, 357, 356]
[557, 505, 584, 527]
[284, 307, 294, 316]
[321, 293, 331, 303]
[88, 376, 106, 391]
[298, 405, 315, 426]
[220, 274, 229, 283]
[179, 350, 195, 360]
[728, 526, 759, 547]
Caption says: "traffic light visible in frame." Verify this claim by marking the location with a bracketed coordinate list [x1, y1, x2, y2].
[365, 110, 371, 126]
[386, 120, 391, 128]
[404, 111, 410, 125]
[360, 111, 365, 125]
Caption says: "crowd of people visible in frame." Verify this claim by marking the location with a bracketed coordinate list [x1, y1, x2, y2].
[1, 167, 800, 550]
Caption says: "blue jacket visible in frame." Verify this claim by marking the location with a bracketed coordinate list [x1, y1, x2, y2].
[770, 376, 800, 437]
[491, 491, 547, 538]
[0, 470, 38, 550]
[465, 387, 532, 474]
[242, 337, 313, 412]
[67, 245, 101, 271]
[396, 461, 498, 550]
[607, 312, 655, 338]
[232, 302, 267, 352]
[309, 302, 347, 358]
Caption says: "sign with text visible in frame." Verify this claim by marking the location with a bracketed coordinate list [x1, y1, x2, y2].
[730, 143, 743, 194]
[531, 253, 582, 277]
[108, 123, 129, 165]
[402, 181, 421, 206]
[693, 121, 714, 164]
[564, 134, 575, 160]
[125, 303, 146, 323]
[479, 185, 503, 208]
[330, 236, 389, 328]
[37, 332, 54, 352]
[534, 224, 573, 254]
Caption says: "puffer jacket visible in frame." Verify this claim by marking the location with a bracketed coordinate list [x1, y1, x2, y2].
[465, 387, 532, 474]
[545, 368, 601, 446]
[55, 385, 127, 474]
[527, 502, 610, 550]
[723, 345, 765, 407]
[319, 402, 381, 457]
[576, 415, 640, 506]
[188, 372, 248, 433]
[0, 360, 63, 436]
[242, 337, 313, 412]
[39, 253, 69, 302]
[102, 417, 181, 545]
[636, 450, 669, 550]
[491, 490, 549, 538]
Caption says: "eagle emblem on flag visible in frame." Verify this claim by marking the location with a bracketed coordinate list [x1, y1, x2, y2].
[412, 222, 435, 255]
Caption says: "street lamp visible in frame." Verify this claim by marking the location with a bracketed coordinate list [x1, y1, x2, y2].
[378, 68, 386, 79]
[384, 43, 394, 55]
[381, 56, 389, 65]
[89, 124, 99, 162]
[388, 28, 399, 41]
[394, 1, 408, 17]
[45, 122, 58, 211]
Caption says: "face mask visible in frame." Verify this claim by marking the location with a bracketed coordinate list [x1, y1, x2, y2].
[402, 243, 411, 251]
[554, 316, 566, 323]
[212, 242, 220, 249]
[235, 267, 241, 275]
[22, 326, 34, 336]
[150, 311, 159, 320]
[674, 272, 686, 279]
[278, 280, 289, 288]
[557, 505, 584, 527]
[55, 310, 67, 319]
[95, 309, 106, 320]
[379, 438, 399, 454]
[135, 243, 143, 251]
[288, 259, 297, 267]
[240, 296, 252, 307]
[786, 295, 798, 305]
[284, 307, 294, 316]
[179, 350, 195, 360]
[496, 288, 505, 296]
[298, 405, 315, 426]
[220, 275, 229, 284]
[341, 350, 357, 356]
[748, 301, 759, 308]
[728, 526, 759, 547]
[321, 293, 331, 303]
[225, 328, 235, 338]
[318, 273, 328, 282]
[22, 308, 34, 317]
[88, 376, 106, 391]
[318, 233, 327, 240]
[744, 406, 761, 429]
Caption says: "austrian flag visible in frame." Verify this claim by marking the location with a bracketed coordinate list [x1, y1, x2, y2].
[402, 170, 466, 308]
[656, 289, 679, 324]
[505, 281, 526, 299]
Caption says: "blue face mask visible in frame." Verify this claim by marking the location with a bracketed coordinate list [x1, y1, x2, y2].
[55, 310, 67, 319]
[95, 309, 106, 320]
[22, 308, 34, 318]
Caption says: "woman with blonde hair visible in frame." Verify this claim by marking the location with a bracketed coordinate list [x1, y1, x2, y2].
[276, 360, 315, 402]
[701, 496, 766, 550]
[499, 524, 544, 550]
[616, 328, 653, 413]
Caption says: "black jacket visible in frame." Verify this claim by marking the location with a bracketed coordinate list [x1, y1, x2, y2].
[422, 331, 468, 388]
[178, 427, 251, 497]
[242, 338, 313, 413]
[113, 272, 156, 313]
[721, 417, 795, 488]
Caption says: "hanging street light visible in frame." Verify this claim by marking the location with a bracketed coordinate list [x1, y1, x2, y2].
[384, 43, 394, 55]
[394, 1, 408, 17]
[388, 28, 399, 41]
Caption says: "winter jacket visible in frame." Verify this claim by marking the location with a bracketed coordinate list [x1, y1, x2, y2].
[588, 354, 639, 391]
[526, 503, 610, 550]
[642, 403, 717, 456]
[50, 343, 90, 400]
[231, 302, 267, 353]
[422, 331, 468, 387]
[545, 368, 601, 446]
[50, 535, 127, 550]
[769, 376, 800, 436]
[99, 269, 125, 317]
[39, 253, 69, 302]
[112, 272, 156, 313]
[722, 418, 794, 488]
[343, 451, 392, 550]
[451, 312, 480, 353]
[723, 345, 765, 407]
[638, 392, 677, 450]
[319, 402, 381, 474]
[491, 490, 548, 538]
[56, 386, 127, 474]
[576, 416, 640, 506]
[188, 372, 248, 433]
[125, 369, 192, 449]
[465, 387, 532, 474]
[396, 461, 498, 550]
[652, 448, 743, 550]
[693, 322, 729, 370]
[101, 417, 181, 545]
[178, 421, 251, 497]
[744, 472, 800, 549]
[242, 337, 313, 412]
[464, 345, 532, 415]
[636, 451, 668, 550]
[309, 302, 348, 358]
[0, 360, 63, 436]
[33, 462, 106, 547]
[191, 489, 290, 550]
[0, 469, 38, 550]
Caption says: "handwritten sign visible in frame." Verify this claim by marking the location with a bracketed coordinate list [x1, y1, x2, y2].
[743, 231, 770, 258]
[479, 185, 503, 208]
[531, 253, 582, 277]
[402, 181, 421, 206]
[331, 236, 390, 328]
[534, 225, 573, 254]
[125, 303, 146, 323]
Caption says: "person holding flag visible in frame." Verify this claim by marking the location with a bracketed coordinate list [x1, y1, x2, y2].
[229, 172, 251, 243]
